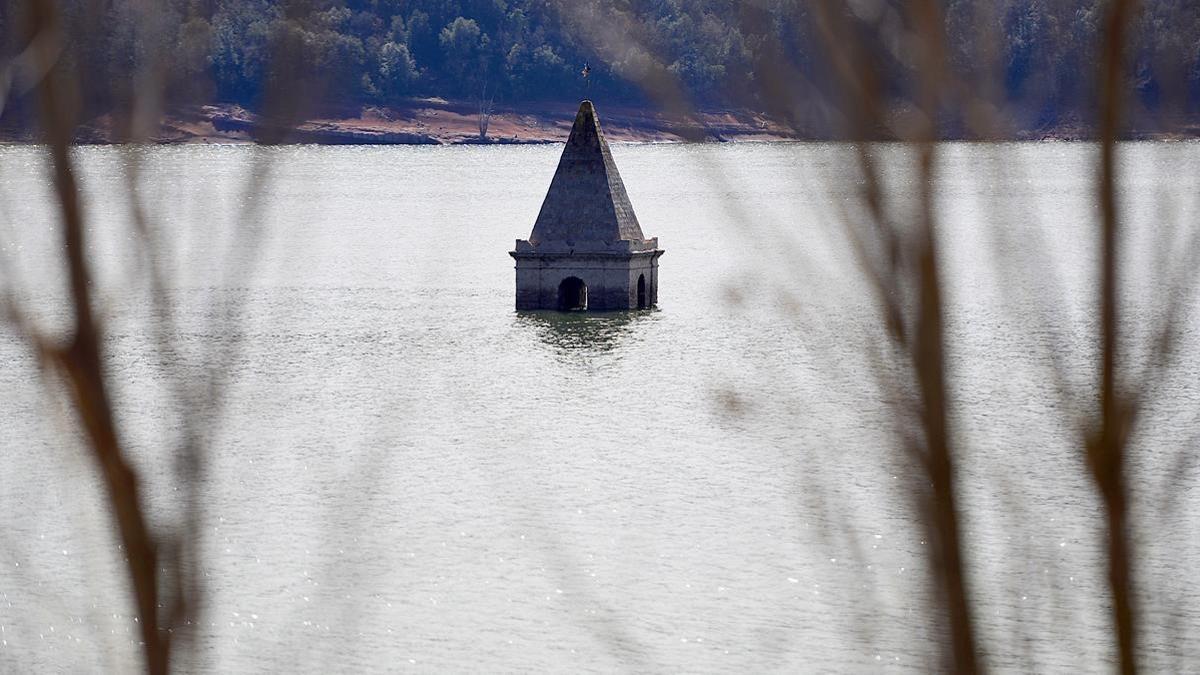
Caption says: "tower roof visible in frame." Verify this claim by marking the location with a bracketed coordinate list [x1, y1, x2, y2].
[526, 100, 648, 249]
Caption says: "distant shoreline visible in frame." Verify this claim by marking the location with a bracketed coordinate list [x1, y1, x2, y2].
[2, 99, 797, 146]
[2, 99, 1197, 145]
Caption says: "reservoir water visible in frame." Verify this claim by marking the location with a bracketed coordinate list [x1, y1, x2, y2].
[1, 142, 1199, 671]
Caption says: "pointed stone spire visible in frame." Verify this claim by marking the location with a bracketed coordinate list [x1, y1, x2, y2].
[527, 100, 647, 249]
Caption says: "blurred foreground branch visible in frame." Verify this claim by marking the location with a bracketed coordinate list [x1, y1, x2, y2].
[23, 2, 174, 672]
[1092, 0, 1139, 672]
[813, 1, 980, 670]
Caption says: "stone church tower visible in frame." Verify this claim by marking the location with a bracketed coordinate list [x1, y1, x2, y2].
[510, 100, 663, 310]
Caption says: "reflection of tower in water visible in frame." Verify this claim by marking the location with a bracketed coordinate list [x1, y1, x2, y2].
[515, 310, 652, 354]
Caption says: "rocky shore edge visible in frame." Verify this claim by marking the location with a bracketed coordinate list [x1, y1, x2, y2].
[5, 99, 796, 145]
[2, 98, 1196, 144]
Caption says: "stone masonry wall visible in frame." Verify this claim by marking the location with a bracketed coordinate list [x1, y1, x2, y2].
[513, 252, 662, 310]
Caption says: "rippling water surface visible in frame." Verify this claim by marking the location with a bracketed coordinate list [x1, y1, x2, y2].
[1, 142, 1199, 671]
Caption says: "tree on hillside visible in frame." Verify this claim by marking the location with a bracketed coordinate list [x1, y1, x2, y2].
[378, 40, 419, 99]
[439, 16, 490, 97]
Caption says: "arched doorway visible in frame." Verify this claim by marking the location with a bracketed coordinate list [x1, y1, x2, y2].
[557, 276, 587, 310]
[637, 274, 647, 309]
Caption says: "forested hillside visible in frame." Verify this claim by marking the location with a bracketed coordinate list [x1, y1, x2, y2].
[2, 0, 1199, 137]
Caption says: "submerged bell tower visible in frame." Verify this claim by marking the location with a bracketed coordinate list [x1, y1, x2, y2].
[510, 100, 663, 310]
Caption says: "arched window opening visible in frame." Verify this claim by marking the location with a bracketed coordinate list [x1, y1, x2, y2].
[637, 274, 647, 309]
[557, 277, 587, 311]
